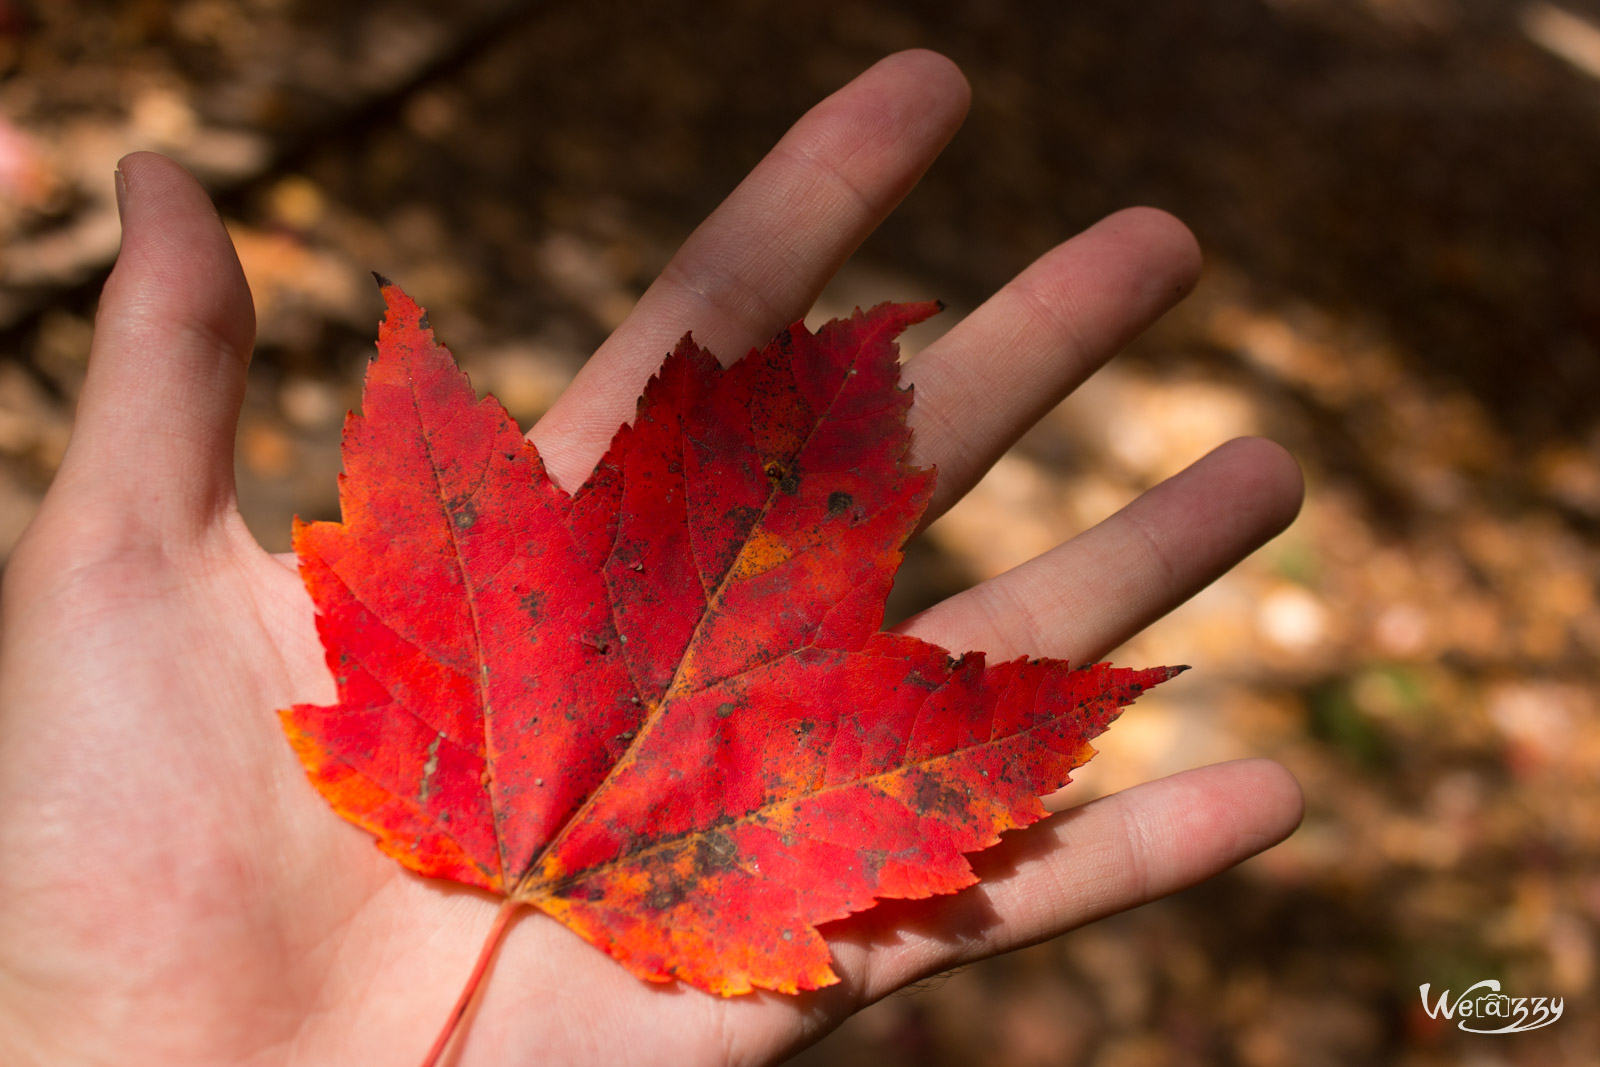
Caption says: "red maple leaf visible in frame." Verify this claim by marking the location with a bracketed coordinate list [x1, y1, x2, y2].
[280, 282, 1182, 1063]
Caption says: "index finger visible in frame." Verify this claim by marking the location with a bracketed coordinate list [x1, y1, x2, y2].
[530, 50, 970, 489]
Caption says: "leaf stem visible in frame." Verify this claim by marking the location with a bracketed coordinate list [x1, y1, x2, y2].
[419, 897, 523, 1067]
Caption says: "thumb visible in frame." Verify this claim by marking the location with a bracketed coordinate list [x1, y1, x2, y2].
[53, 152, 256, 544]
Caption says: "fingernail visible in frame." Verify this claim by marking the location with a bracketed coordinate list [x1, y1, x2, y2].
[114, 167, 129, 222]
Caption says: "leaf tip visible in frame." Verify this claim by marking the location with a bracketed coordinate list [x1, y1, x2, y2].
[371, 270, 393, 289]
[893, 299, 944, 329]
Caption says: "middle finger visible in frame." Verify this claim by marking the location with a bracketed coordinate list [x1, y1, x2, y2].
[902, 205, 1202, 526]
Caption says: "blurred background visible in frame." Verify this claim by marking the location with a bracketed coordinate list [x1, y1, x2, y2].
[1, 1, 1597, 1063]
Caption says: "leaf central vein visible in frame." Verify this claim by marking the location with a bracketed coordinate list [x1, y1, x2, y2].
[516, 342, 873, 894]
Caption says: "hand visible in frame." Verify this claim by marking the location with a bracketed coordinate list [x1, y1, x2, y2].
[0, 50, 1303, 1066]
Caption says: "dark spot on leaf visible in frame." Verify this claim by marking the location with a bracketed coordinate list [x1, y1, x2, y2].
[716, 702, 736, 719]
[703, 829, 737, 864]
[909, 772, 968, 817]
[418, 312, 430, 331]
[725, 504, 760, 525]
[763, 460, 785, 482]
[906, 670, 940, 691]
[519, 590, 545, 620]
[827, 491, 853, 517]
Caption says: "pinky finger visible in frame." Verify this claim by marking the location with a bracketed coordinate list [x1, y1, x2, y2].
[831, 758, 1305, 1002]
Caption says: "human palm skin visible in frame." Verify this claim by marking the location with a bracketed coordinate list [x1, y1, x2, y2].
[0, 51, 1303, 1067]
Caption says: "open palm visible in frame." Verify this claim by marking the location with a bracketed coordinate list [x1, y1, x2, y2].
[0, 51, 1303, 1067]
